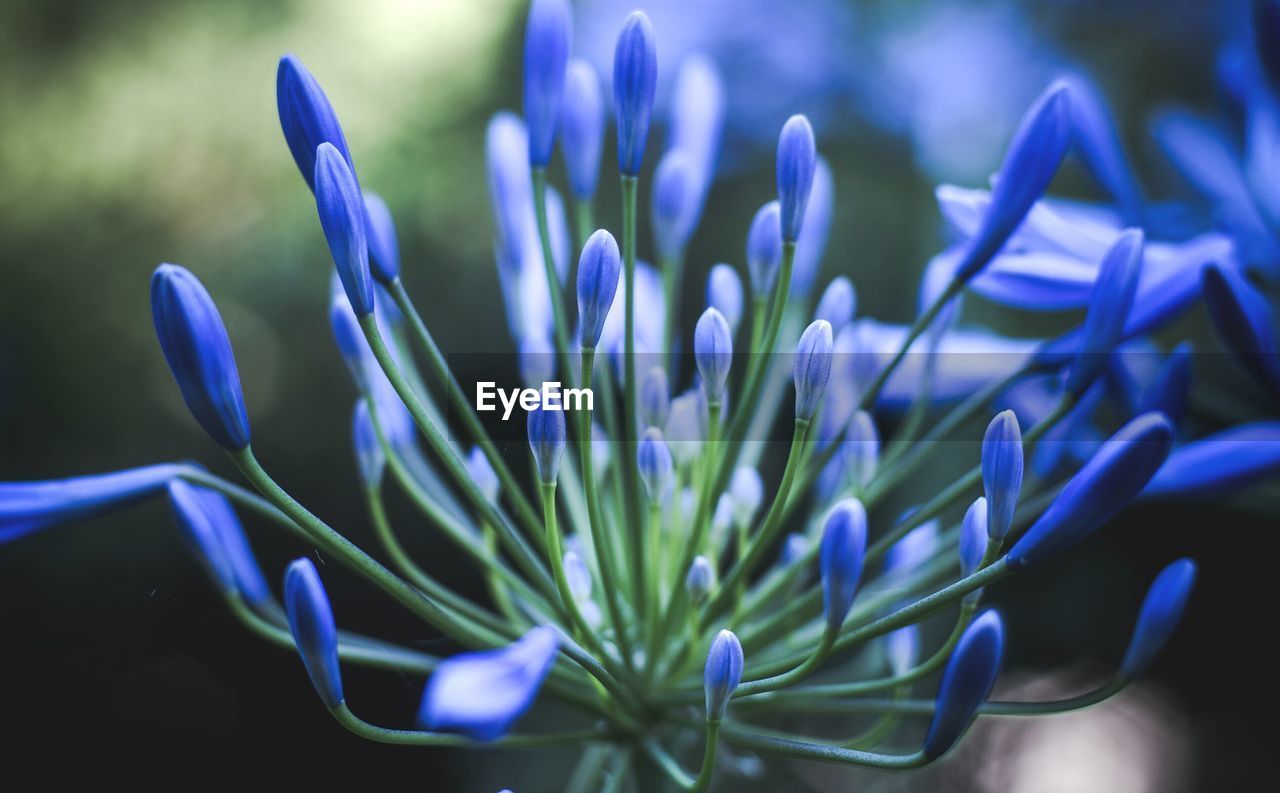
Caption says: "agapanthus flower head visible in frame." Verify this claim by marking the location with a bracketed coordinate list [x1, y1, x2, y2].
[523, 0, 573, 167]
[560, 58, 605, 199]
[885, 625, 920, 678]
[705, 263, 744, 333]
[729, 466, 764, 527]
[954, 80, 1073, 281]
[793, 319, 834, 421]
[1, 464, 182, 544]
[418, 625, 560, 741]
[776, 114, 817, 242]
[652, 151, 699, 261]
[276, 54, 352, 191]
[1120, 558, 1197, 680]
[315, 142, 374, 317]
[746, 201, 783, 298]
[694, 307, 733, 404]
[284, 557, 344, 707]
[1065, 228, 1145, 396]
[352, 400, 385, 486]
[813, 276, 855, 331]
[640, 365, 671, 429]
[685, 555, 715, 604]
[819, 499, 867, 633]
[703, 629, 744, 721]
[151, 264, 251, 451]
[792, 156, 834, 297]
[923, 609, 1005, 759]
[466, 446, 500, 504]
[637, 427, 674, 504]
[959, 497, 989, 577]
[1007, 412, 1174, 570]
[1201, 263, 1280, 401]
[1134, 342, 1193, 425]
[527, 404, 567, 485]
[576, 229, 622, 349]
[981, 409, 1023, 543]
[168, 479, 270, 605]
[613, 11, 657, 177]
[362, 191, 401, 282]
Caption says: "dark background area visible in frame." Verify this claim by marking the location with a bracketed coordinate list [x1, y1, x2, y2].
[1, 0, 1275, 789]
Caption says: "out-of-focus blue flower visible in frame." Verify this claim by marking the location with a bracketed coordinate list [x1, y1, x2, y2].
[466, 446, 500, 504]
[792, 157, 834, 298]
[637, 427, 674, 504]
[746, 201, 783, 299]
[780, 532, 809, 567]
[706, 264, 744, 333]
[560, 59, 605, 200]
[1143, 422, 1280, 498]
[576, 229, 622, 349]
[776, 115, 816, 243]
[686, 555, 714, 604]
[563, 550, 600, 627]
[362, 192, 400, 283]
[793, 320, 834, 421]
[640, 365, 671, 429]
[151, 264, 251, 451]
[694, 307, 733, 403]
[813, 277, 855, 331]
[599, 262, 666, 360]
[981, 410, 1023, 543]
[1121, 342, 1193, 425]
[366, 370, 416, 452]
[284, 557, 344, 707]
[820, 499, 867, 633]
[330, 290, 375, 392]
[276, 54, 352, 191]
[352, 400, 385, 486]
[1065, 229, 1145, 396]
[168, 479, 270, 605]
[953, 82, 1073, 281]
[1256, 0, 1280, 91]
[1119, 558, 1197, 679]
[728, 466, 763, 528]
[418, 625, 560, 741]
[959, 497, 988, 578]
[523, 0, 573, 167]
[1, 464, 182, 544]
[704, 629, 743, 721]
[1201, 263, 1280, 401]
[844, 410, 879, 489]
[884, 519, 940, 578]
[613, 11, 658, 177]
[665, 388, 704, 465]
[519, 334, 557, 389]
[315, 142, 374, 317]
[487, 113, 536, 271]
[652, 152, 699, 261]
[667, 53, 724, 221]
[545, 185, 572, 283]
[885, 624, 919, 678]
[1007, 413, 1174, 570]
[923, 609, 1004, 759]
[527, 405, 567, 486]
[1060, 71, 1144, 221]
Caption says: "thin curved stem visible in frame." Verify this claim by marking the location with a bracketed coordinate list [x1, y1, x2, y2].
[328, 702, 610, 747]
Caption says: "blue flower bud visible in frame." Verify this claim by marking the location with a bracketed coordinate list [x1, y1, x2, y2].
[776, 115, 817, 242]
[819, 499, 867, 633]
[1065, 229, 1144, 396]
[419, 625, 560, 741]
[576, 229, 622, 349]
[1143, 421, 1280, 499]
[362, 191, 400, 282]
[1060, 72, 1144, 221]
[352, 400, 385, 485]
[652, 152, 699, 261]
[330, 290, 375, 392]
[284, 557, 344, 707]
[637, 427, 674, 504]
[466, 446, 500, 504]
[1006, 412, 1174, 570]
[954, 81, 1073, 281]
[794, 320, 834, 420]
[694, 307, 733, 404]
[704, 629, 744, 721]
[1135, 343, 1192, 426]
[780, 532, 809, 567]
[545, 185, 571, 284]
[560, 59, 605, 199]
[846, 410, 879, 488]
[981, 409, 1023, 543]
[367, 373, 416, 452]
[522, 0, 572, 167]
[151, 264, 251, 451]
[613, 11, 657, 176]
[686, 555, 715, 604]
[706, 263, 744, 333]
[486, 113, 535, 268]
[959, 497, 988, 577]
[2, 463, 183, 544]
[668, 53, 724, 209]
[527, 405, 567, 485]
[276, 54, 352, 191]
[518, 334, 557, 388]
[923, 609, 1005, 759]
[1119, 558, 1196, 679]
[167, 479, 269, 606]
[814, 276, 856, 331]
[885, 519, 940, 578]
[1201, 263, 1280, 401]
[729, 466, 763, 527]
[746, 201, 783, 298]
[792, 157, 834, 297]
[315, 142, 374, 317]
[640, 365, 671, 428]
[665, 389, 705, 465]
[564, 549, 592, 601]
[886, 625, 920, 677]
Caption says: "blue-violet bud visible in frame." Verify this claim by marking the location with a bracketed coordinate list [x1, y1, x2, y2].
[923, 609, 1005, 759]
[352, 400, 386, 486]
[276, 54, 352, 190]
[613, 11, 657, 177]
[576, 229, 622, 349]
[522, 0, 572, 167]
[640, 365, 671, 428]
[819, 499, 868, 633]
[168, 477, 269, 605]
[362, 191, 400, 282]
[729, 466, 764, 527]
[704, 629, 744, 721]
[559, 59, 605, 199]
[746, 201, 783, 299]
[814, 276, 856, 331]
[776, 114, 817, 242]
[686, 555, 715, 605]
[981, 409, 1024, 543]
[315, 142, 374, 316]
[794, 319, 834, 420]
[1201, 263, 1280, 401]
[959, 497, 989, 577]
[284, 557, 344, 707]
[1119, 558, 1197, 679]
[706, 263, 744, 333]
[527, 404, 567, 485]
[637, 427, 674, 504]
[1066, 229, 1144, 395]
[1135, 342, 1193, 425]
[694, 307, 733, 404]
[652, 152, 698, 261]
[466, 446, 500, 504]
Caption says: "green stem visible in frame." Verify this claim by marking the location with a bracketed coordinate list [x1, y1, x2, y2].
[574, 198, 596, 252]
[531, 168, 579, 389]
[735, 630, 836, 698]
[328, 701, 609, 747]
[621, 173, 643, 598]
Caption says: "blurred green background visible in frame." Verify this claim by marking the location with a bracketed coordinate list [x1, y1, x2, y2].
[0, 0, 1275, 789]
